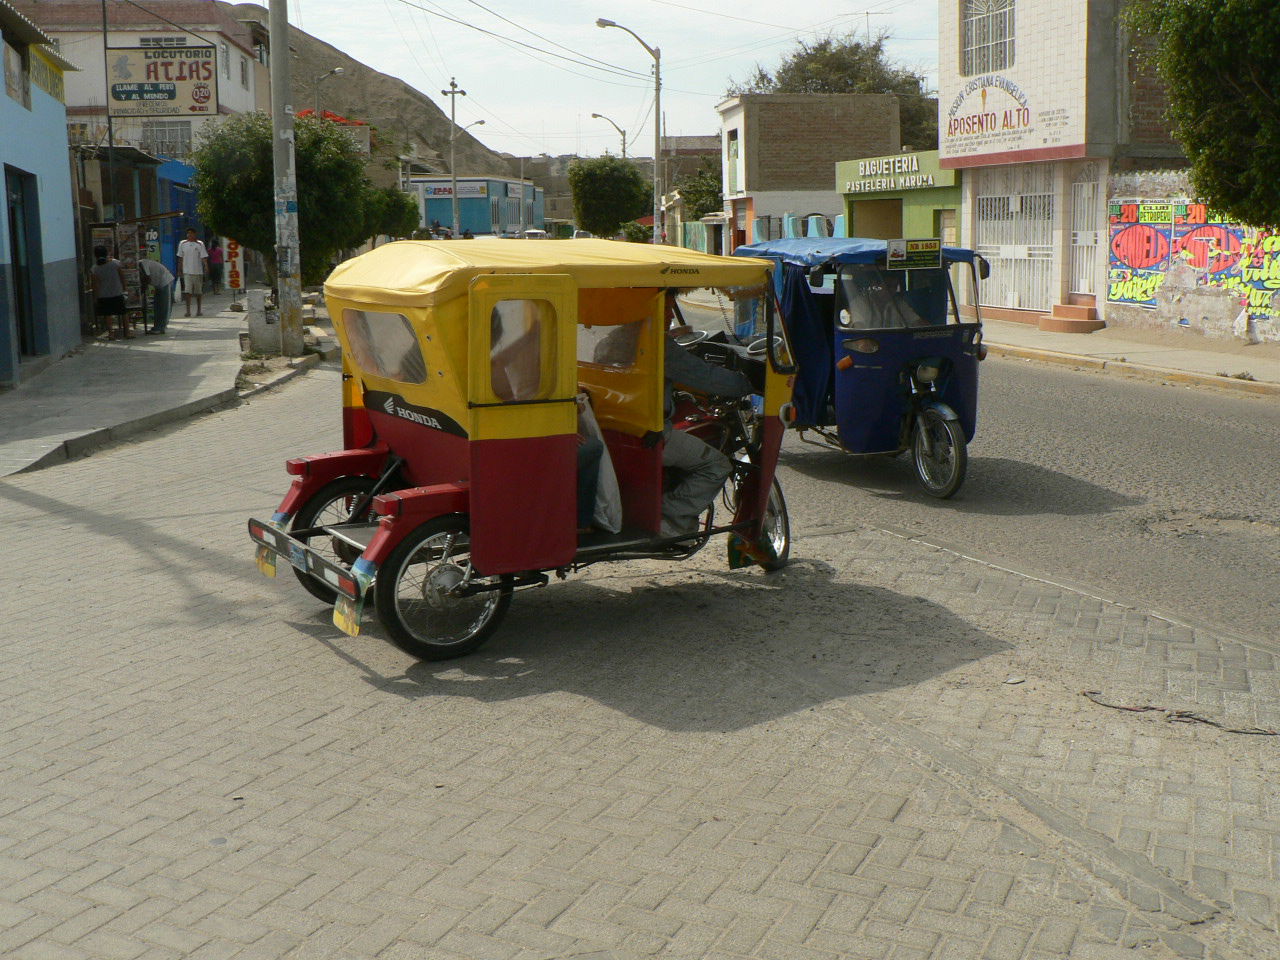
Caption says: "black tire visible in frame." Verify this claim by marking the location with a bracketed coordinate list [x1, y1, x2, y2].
[760, 479, 791, 571]
[912, 409, 967, 499]
[290, 476, 376, 602]
[374, 516, 511, 661]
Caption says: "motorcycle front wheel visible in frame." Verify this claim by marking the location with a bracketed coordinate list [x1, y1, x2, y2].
[759, 479, 791, 571]
[374, 516, 512, 661]
[912, 409, 967, 499]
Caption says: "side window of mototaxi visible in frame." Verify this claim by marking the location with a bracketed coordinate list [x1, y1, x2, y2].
[341, 309, 427, 383]
[490, 299, 551, 401]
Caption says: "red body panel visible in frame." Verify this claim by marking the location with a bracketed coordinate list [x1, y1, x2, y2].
[361, 483, 470, 565]
[602, 429, 663, 534]
[469, 435, 577, 574]
[342, 407, 374, 449]
[365, 410, 470, 487]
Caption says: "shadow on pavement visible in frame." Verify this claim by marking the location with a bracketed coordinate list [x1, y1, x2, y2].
[292, 557, 1010, 733]
[782, 448, 1143, 518]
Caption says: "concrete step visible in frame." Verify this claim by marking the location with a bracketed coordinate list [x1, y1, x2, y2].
[1048, 302, 1099, 321]
[1038, 313, 1106, 334]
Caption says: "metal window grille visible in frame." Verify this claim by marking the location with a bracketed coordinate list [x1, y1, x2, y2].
[1069, 163, 1101, 295]
[961, 0, 1015, 76]
[140, 120, 192, 159]
[220, 41, 230, 78]
[140, 36, 188, 48]
[240, 56, 249, 88]
[974, 163, 1054, 311]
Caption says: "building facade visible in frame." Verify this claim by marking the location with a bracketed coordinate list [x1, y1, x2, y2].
[718, 93, 900, 251]
[410, 177, 544, 237]
[836, 150, 960, 243]
[939, 0, 1181, 328]
[2, 0, 79, 386]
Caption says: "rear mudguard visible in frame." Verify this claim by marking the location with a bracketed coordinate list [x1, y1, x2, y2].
[272, 445, 392, 523]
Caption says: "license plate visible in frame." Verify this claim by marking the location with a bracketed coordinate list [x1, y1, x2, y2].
[288, 542, 308, 572]
[333, 595, 363, 636]
[255, 545, 278, 578]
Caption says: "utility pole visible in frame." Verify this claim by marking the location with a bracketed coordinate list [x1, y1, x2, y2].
[99, 0, 117, 222]
[442, 77, 465, 237]
[269, 0, 303, 355]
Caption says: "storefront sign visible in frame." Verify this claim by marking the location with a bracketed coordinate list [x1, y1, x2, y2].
[30, 48, 65, 103]
[106, 46, 217, 117]
[838, 151, 954, 194]
[420, 181, 488, 198]
[886, 238, 942, 270]
[225, 238, 244, 291]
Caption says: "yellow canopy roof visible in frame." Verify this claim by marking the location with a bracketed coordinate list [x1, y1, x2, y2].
[325, 238, 774, 308]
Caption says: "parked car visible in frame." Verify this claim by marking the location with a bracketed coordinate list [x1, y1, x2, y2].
[572, 229, 594, 239]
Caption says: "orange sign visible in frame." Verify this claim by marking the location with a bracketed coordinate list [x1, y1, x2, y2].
[225, 238, 244, 291]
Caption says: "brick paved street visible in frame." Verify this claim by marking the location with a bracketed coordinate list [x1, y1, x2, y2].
[2, 366, 1277, 960]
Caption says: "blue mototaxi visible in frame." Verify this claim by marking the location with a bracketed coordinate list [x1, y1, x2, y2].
[734, 237, 990, 498]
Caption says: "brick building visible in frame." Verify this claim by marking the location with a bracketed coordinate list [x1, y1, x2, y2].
[718, 93, 899, 250]
[939, 0, 1181, 330]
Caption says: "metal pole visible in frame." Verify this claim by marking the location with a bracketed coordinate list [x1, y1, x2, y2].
[652, 49, 661, 244]
[99, 0, 116, 222]
[269, 0, 302, 355]
[519, 155, 525, 233]
[442, 78, 465, 237]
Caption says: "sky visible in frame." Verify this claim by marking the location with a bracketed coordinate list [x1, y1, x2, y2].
[287, 0, 940, 158]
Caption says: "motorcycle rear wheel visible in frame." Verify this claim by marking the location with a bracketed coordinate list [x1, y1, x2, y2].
[374, 516, 511, 661]
[912, 409, 967, 499]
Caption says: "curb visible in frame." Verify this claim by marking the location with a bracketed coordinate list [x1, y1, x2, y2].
[238, 353, 322, 400]
[985, 342, 1280, 397]
[19, 387, 240, 473]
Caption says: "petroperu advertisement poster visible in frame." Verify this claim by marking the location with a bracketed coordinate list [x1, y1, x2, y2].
[939, 72, 1084, 166]
[1107, 200, 1280, 327]
[106, 46, 218, 118]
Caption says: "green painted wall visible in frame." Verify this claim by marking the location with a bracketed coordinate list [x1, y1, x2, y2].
[835, 150, 962, 240]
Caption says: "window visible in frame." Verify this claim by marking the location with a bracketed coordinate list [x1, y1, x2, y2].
[341, 309, 427, 383]
[140, 119, 192, 159]
[579, 321, 641, 367]
[140, 36, 188, 48]
[960, 0, 1015, 76]
[240, 56, 249, 88]
[219, 41, 230, 78]
[489, 299, 550, 401]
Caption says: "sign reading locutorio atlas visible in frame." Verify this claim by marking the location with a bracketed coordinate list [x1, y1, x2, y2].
[106, 46, 218, 118]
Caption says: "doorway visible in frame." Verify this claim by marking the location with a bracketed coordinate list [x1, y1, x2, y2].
[5, 166, 43, 358]
[852, 198, 903, 240]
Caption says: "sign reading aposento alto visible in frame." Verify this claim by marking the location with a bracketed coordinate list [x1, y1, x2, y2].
[106, 46, 218, 117]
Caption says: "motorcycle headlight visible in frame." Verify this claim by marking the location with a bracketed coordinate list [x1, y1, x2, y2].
[916, 364, 941, 383]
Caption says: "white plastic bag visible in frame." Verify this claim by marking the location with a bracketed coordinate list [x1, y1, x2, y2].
[577, 394, 622, 533]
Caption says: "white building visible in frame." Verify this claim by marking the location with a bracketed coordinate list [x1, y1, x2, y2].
[939, 0, 1180, 330]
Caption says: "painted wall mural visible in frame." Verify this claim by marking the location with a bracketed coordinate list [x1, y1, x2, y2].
[1108, 199, 1280, 337]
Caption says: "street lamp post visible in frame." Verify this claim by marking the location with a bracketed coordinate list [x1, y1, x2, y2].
[313, 66, 343, 116]
[590, 112, 626, 158]
[446, 117, 485, 237]
[596, 19, 660, 244]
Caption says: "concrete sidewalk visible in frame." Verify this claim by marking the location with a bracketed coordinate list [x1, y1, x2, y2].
[0, 289, 248, 475]
[983, 317, 1280, 396]
[2, 292, 1276, 478]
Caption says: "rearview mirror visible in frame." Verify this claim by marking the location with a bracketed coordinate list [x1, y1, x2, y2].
[977, 255, 991, 281]
[807, 264, 826, 287]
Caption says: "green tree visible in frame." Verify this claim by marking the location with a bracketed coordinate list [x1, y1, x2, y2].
[727, 33, 937, 151]
[191, 112, 369, 283]
[1124, 0, 1280, 226]
[618, 221, 651, 243]
[362, 185, 421, 245]
[672, 156, 723, 222]
[568, 155, 651, 238]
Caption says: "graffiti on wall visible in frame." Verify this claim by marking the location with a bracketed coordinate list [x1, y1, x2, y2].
[1107, 200, 1279, 328]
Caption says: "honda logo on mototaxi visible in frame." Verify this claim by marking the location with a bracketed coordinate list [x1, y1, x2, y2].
[384, 396, 442, 431]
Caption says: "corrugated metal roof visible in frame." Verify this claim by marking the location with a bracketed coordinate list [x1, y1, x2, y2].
[0, 0, 55, 46]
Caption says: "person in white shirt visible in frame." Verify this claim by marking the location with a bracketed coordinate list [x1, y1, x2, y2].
[177, 228, 209, 317]
[137, 255, 175, 334]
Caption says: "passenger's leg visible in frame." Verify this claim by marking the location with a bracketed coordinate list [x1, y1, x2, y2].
[576, 435, 604, 529]
[661, 428, 731, 536]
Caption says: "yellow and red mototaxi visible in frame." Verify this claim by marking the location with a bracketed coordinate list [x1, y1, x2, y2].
[247, 238, 795, 660]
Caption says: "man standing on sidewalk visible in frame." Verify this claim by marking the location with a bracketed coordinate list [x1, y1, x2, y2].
[138, 256, 175, 335]
[177, 228, 209, 317]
